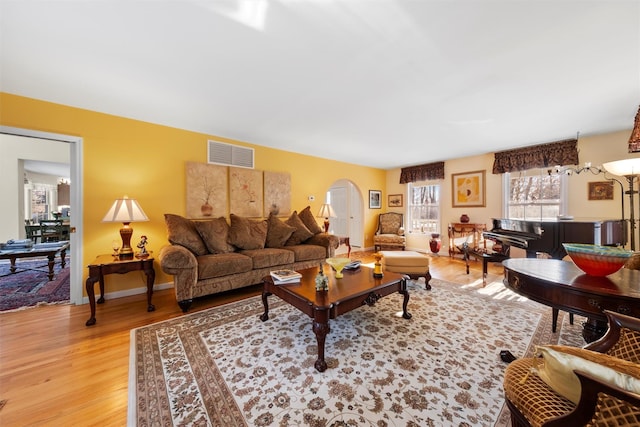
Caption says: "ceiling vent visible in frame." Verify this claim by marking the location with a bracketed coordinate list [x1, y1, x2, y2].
[208, 140, 254, 169]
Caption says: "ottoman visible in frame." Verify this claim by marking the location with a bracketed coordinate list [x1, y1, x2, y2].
[380, 250, 431, 290]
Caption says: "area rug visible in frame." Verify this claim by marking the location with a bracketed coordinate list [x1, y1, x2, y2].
[129, 278, 584, 426]
[0, 258, 70, 311]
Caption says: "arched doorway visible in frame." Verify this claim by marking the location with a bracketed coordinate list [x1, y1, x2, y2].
[327, 179, 364, 250]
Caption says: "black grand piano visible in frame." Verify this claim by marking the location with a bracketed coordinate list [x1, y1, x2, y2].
[484, 218, 627, 259]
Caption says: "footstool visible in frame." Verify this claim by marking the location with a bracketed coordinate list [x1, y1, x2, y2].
[380, 250, 431, 290]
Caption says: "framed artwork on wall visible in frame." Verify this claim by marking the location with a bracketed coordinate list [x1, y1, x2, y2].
[452, 170, 486, 207]
[588, 181, 614, 200]
[369, 190, 382, 209]
[388, 194, 403, 207]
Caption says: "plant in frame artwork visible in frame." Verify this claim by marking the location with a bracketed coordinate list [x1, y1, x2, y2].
[369, 190, 382, 209]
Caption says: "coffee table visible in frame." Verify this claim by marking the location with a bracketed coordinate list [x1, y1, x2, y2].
[0, 241, 70, 280]
[261, 265, 411, 372]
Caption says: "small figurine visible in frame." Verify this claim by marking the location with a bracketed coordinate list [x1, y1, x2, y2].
[315, 263, 329, 291]
[373, 253, 384, 278]
[136, 235, 149, 258]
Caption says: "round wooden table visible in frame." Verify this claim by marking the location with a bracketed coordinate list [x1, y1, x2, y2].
[502, 258, 640, 342]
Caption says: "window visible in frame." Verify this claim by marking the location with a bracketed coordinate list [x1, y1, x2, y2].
[407, 183, 440, 233]
[504, 168, 568, 220]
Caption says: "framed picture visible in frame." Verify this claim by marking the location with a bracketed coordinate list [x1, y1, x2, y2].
[388, 194, 403, 208]
[369, 190, 382, 209]
[588, 181, 614, 200]
[452, 170, 486, 207]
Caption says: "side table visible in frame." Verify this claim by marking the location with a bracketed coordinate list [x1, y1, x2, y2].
[337, 236, 351, 258]
[85, 254, 155, 326]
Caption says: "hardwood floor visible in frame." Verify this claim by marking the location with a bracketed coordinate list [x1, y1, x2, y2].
[0, 252, 504, 426]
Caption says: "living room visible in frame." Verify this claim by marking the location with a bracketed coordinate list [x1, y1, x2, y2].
[2, 1, 640, 425]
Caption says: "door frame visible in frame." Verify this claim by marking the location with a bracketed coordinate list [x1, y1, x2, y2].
[0, 126, 84, 305]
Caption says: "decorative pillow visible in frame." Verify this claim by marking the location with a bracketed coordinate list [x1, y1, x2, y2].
[228, 214, 268, 250]
[164, 214, 208, 256]
[285, 211, 314, 245]
[265, 213, 296, 248]
[298, 206, 324, 235]
[194, 217, 235, 254]
[533, 345, 640, 404]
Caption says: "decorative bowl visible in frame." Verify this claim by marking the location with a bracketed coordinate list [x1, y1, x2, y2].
[325, 257, 352, 278]
[562, 243, 633, 276]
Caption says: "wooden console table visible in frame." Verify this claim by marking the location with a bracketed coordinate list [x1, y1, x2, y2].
[85, 254, 155, 326]
[448, 222, 486, 257]
[503, 258, 640, 342]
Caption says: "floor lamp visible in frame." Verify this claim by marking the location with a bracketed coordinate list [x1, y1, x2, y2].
[602, 159, 640, 251]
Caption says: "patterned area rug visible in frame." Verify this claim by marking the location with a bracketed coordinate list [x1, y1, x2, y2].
[129, 277, 585, 426]
[0, 258, 70, 311]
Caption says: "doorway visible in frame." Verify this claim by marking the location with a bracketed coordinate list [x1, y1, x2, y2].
[327, 180, 364, 249]
[0, 126, 83, 305]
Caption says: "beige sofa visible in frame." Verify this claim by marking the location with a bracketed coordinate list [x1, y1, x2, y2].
[159, 207, 338, 312]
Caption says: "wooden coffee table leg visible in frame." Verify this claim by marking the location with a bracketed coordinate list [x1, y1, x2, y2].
[400, 279, 412, 319]
[46, 254, 55, 280]
[312, 311, 330, 372]
[260, 290, 271, 321]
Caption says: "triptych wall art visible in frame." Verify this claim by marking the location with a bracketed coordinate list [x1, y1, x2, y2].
[185, 162, 291, 219]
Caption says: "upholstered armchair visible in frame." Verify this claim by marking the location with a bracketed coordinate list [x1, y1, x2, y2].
[503, 310, 640, 427]
[373, 212, 406, 251]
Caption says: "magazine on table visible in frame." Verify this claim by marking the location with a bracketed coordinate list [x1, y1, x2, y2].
[270, 269, 302, 284]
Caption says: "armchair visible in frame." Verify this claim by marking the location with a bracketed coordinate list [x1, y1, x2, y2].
[503, 310, 640, 427]
[373, 212, 406, 251]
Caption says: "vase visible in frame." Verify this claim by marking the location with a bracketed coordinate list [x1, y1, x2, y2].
[429, 233, 442, 255]
[460, 214, 470, 223]
[201, 203, 213, 216]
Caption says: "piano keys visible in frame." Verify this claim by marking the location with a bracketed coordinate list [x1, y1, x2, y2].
[484, 218, 626, 259]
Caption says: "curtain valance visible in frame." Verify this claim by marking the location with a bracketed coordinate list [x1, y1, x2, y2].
[399, 161, 445, 184]
[492, 138, 578, 174]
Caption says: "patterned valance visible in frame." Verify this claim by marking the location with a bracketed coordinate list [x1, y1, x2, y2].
[399, 161, 445, 184]
[492, 139, 579, 174]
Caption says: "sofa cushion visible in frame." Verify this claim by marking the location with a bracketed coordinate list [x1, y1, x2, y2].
[194, 217, 235, 254]
[239, 248, 295, 269]
[197, 252, 253, 280]
[265, 213, 296, 248]
[533, 345, 640, 404]
[165, 213, 208, 256]
[285, 211, 314, 245]
[283, 244, 327, 262]
[228, 214, 268, 250]
[299, 205, 324, 235]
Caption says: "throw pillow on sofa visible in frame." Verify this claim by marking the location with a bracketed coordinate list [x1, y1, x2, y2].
[194, 217, 235, 254]
[265, 213, 296, 248]
[228, 214, 268, 250]
[164, 213, 208, 256]
[298, 206, 324, 235]
[285, 211, 314, 245]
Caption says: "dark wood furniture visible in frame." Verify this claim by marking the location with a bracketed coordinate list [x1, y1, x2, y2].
[485, 218, 626, 259]
[85, 254, 155, 326]
[448, 222, 486, 258]
[261, 265, 411, 372]
[503, 258, 640, 342]
[0, 241, 70, 280]
[337, 236, 351, 258]
[26, 223, 71, 243]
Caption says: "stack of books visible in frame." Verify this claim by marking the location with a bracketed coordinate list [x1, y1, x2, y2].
[270, 269, 302, 285]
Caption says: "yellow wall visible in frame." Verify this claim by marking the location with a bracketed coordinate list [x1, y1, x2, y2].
[0, 92, 386, 292]
[386, 131, 639, 253]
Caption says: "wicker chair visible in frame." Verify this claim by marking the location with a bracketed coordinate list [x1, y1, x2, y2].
[373, 212, 406, 252]
[503, 310, 640, 427]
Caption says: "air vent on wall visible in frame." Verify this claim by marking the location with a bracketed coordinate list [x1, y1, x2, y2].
[208, 140, 254, 169]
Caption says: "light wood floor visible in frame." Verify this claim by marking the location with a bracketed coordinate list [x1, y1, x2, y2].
[0, 252, 504, 426]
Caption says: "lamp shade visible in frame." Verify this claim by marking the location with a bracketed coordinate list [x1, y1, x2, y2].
[102, 197, 149, 223]
[317, 203, 336, 218]
[602, 158, 640, 177]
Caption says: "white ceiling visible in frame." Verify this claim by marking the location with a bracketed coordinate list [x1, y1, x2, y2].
[1, 0, 639, 169]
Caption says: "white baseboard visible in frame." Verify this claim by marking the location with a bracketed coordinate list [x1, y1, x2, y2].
[80, 281, 174, 305]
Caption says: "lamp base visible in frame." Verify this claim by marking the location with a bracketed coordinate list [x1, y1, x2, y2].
[324, 219, 330, 233]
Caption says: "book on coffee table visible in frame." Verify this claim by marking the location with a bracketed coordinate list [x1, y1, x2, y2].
[270, 269, 302, 284]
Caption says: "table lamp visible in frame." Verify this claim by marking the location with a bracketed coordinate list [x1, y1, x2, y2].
[317, 203, 336, 233]
[102, 196, 149, 259]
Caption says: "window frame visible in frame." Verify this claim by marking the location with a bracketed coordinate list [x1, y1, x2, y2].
[406, 181, 441, 234]
[502, 168, 569, 219]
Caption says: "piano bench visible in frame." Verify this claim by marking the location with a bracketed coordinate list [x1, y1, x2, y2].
[463, 247, 509, 285]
